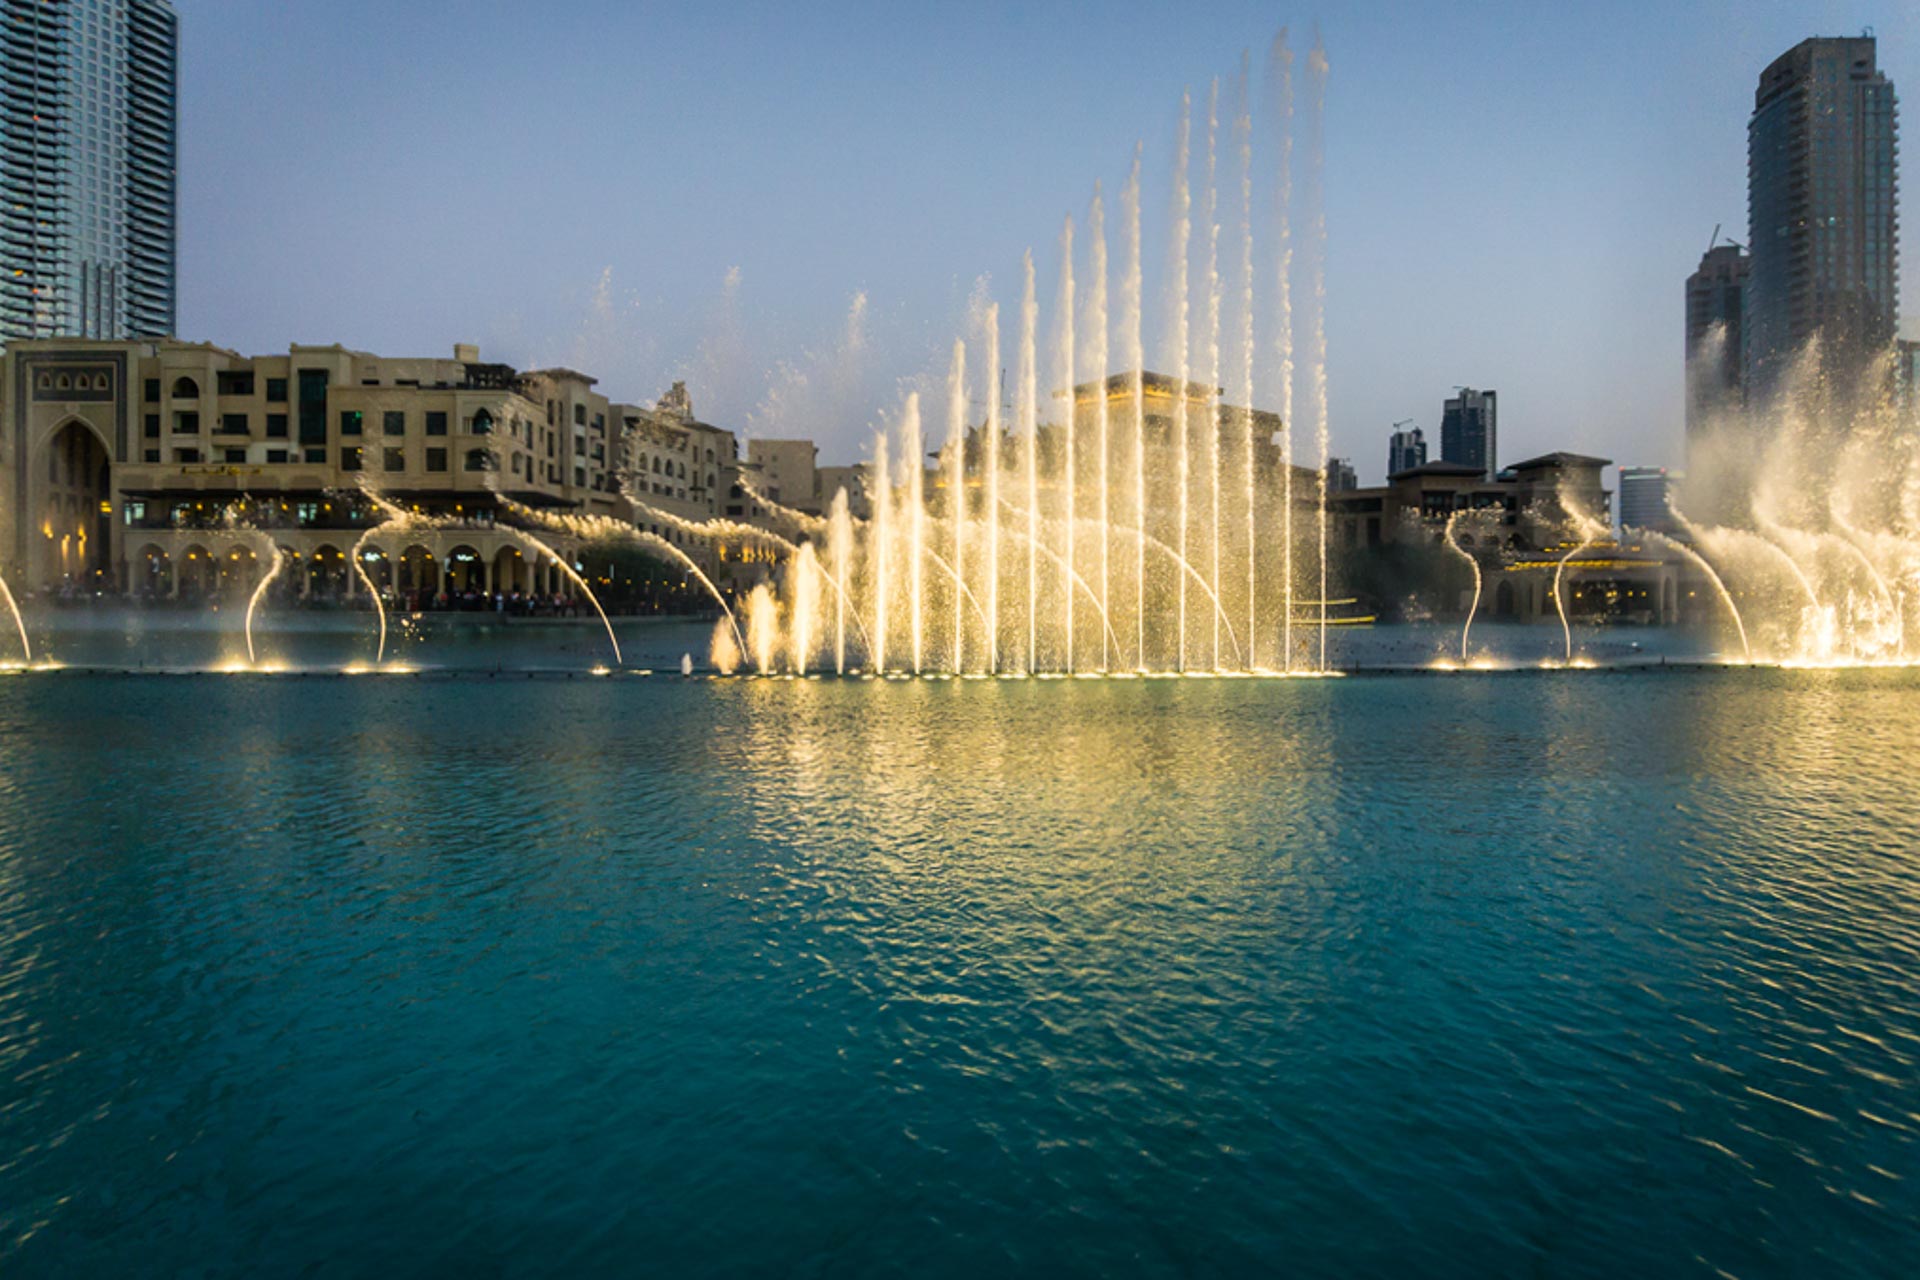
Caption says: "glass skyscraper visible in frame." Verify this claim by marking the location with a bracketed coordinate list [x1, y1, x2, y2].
[1745, 35, 1899, 404]
[0, 0, 178, 344]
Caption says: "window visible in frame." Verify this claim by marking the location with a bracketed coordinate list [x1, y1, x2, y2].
[575, 437, 586, 456]
[144, 378, 160, 402]
[266, 413, 289, 438]
[383, 410, 405, 436]
[143, 413, 160, 438]
[573, 404, 586, 425]
[174, 447, 201, 463]
[341, 447, 363, 471]
[298, 369, 329, 444]
[266, 377, 288, 402]
[426, 448, 449, 473]
[426, 411, 448, 436]
[464, 448, 497, 472]
[223, 448, 246, 464]
[574, 467, 586, 486]
[171, 376, 199, 399]
[124, 501, 147, 525]
[267, 449, 289, 464]
[303, 447, 327, 464]
[471, 409, 494, 435]
[340, 410, 363, 436]
[172, 411, 199, 433]
[143, 449, 160, 463]
[383, 448, 404, 472]
[220, 413, 249, 434]
[216, 371, 254, 396]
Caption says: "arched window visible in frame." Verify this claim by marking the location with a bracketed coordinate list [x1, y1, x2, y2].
[56, 373, 71, 391]
[678, 462, 686, 479]
[35, 372, 52, 392]
[464, 448, 498, 472]
[471, 409, 494, 435]
[171, 376, 199, 399]
[92, 373, 109, 391]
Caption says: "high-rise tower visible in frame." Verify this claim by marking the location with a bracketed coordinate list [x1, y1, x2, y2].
[1684, 243, 1748, 434]
[1441, 388, 1497, 481]
[1745, 35, 1899, 405]
[0, 0, 179, 344]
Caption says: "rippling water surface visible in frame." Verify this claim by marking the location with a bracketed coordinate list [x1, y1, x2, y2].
[1, 669, 1917, 1276]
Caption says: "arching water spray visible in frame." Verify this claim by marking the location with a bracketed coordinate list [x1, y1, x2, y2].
[1636, 526, 1752, 663]
[518, 528, 621, 666]
[0, 567, 31, 664]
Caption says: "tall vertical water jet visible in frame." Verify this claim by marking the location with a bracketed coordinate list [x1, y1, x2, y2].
[791, 541, 818, 675]
[1204, 76, 1224, 670]
[1021, 252, 1041, 673]
[904, 393, 926, 674]
[871, 430, 892, 673]
[983, 303, 1001, 674]
[1270, 30, 1296, 671]
[1170, 90, 1193, 672]
[1306, 30, 1331, 672]
[1236, 53, 1257, 670]
[947, 340, 968, 673]
[1057, 215, 1077, 672]
[747, 582, 779, 675]
[830, 488, 852, 673]
[1088, 186, 1112, 671]
[1124, 145, 1148, 669]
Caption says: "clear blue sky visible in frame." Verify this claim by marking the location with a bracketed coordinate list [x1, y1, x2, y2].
[177, 0, 1916, 477]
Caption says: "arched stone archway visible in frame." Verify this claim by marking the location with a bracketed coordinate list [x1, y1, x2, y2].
[1494, 578, 1517, 619]
[39, 420, 113, 592]
[179, 543, 217, 599]
[358, 545, 394, 593]
[445, 545, 486, 595]
[307, 545, 347, 600]
[493, 545, 527, 596]
[136, 544, 173, 598]
[220, 544, 261, 598]
[398, 544, 437, 603]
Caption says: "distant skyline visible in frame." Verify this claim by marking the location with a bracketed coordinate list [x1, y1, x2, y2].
[175, 0, 1915, 477]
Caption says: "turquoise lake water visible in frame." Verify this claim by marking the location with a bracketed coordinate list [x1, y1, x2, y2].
[1, 656, 1916, 1275]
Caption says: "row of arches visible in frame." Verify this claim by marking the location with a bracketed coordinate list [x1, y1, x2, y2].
[129, 541, 582, 603]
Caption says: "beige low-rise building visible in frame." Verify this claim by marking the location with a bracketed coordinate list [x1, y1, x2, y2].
[2, 338, 634, 600]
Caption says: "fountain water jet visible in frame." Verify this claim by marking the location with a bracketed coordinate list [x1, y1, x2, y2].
[1443, 510, 1483, 664]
